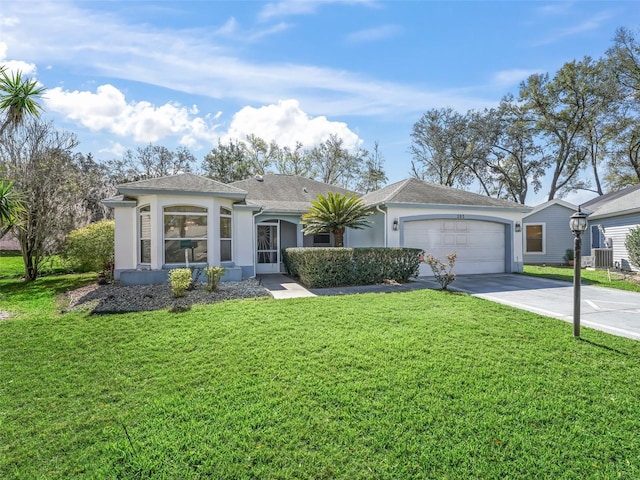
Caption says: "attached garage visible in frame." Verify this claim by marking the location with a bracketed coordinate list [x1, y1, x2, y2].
[403, 218, 508, 276]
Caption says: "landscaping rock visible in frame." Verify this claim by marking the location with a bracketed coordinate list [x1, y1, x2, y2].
[65, 279, 270, 314]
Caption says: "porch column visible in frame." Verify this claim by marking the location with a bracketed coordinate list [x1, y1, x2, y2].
[297, 223, 304, 247]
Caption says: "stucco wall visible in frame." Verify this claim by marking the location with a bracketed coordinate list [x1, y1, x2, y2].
[385, 205, 526, 273]
[346, 211, 385, 247]
[114, 194, 240, 279]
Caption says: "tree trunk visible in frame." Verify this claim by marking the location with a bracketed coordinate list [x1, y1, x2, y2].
[332, 228, 345, 247]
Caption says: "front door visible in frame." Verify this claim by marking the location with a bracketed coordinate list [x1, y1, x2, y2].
[256, 223, 280, 274]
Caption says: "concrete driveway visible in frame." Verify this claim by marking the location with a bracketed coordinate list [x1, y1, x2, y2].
[447, 274, 640, 341]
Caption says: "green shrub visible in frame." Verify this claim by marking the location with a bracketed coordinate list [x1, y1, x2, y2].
[205, 266, 225, 291]
[625, 227, 640, 270]
[169, 268, 193, 297]
[282, 249, 297, 277]
[284, 247, 422, 288]
[352, 248, 422, 284]
[63, 220, 114, 274]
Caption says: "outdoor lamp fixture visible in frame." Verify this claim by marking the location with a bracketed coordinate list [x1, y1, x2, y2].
[515, 221, 522, 233]
[569, 207, 589, 338]
[393, 219, 399, 231]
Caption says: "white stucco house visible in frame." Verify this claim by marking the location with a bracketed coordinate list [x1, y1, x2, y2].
[103, 173, 532, 284]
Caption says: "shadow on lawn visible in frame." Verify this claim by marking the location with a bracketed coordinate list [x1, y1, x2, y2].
[578, 337, 630, 356]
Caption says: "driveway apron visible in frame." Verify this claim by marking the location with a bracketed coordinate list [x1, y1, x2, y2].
[449, 274, 640, 341]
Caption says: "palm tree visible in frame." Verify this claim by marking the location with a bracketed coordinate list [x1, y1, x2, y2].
[0, 66, 46, 136]
[0, 180, 23, 230]
[301, 191, 373, 247]
[0, 66, 45, 235]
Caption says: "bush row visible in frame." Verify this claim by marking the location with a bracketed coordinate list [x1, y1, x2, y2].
[283, 247, 423, 288]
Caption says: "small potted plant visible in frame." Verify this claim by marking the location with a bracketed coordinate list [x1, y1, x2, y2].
[563, 248, 574, 266]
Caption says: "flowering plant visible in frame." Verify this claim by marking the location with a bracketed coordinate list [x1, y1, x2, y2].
[422, 252, 457, 290]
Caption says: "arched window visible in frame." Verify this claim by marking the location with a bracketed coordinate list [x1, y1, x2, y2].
[139, 205, 151, 264]
[163, 206, 207, 264]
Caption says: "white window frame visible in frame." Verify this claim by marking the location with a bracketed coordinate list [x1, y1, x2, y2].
[138, 205, 151, 265]
[524, 223, 546, 254]
[220, 206, 232, 262]
[163, 205, 208, 265]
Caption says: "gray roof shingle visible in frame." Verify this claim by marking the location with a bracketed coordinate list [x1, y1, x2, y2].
[361, 178, 529, 209]
[231, 174, 355, 213]
[117, 173, 247, 198]
[583, 184, 640, 219]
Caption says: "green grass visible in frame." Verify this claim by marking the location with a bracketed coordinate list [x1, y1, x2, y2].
[0, 250, 73, 279]
[0, 250, 24, 278]
[524, 265, 640, 292]
[2, 275, 640, 478]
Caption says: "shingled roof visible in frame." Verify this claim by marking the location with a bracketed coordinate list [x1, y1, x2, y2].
[116, 173, 247, 198]
[231, 174, 355, 213]
[582, 184, 640, 219]
[361, 178, 530, 210]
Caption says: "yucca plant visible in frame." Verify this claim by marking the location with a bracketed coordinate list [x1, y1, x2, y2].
[301, 192, 372, 247]
[0, 67, 46, 136]
[0, 179, 23, 229]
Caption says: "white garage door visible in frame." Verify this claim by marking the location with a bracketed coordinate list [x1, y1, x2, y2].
[404, 219, 506, 275]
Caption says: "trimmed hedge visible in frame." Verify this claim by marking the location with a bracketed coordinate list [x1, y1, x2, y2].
[283, 247, 423, 288]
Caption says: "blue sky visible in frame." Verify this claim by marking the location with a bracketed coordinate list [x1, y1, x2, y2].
[1, 1, 636, 204]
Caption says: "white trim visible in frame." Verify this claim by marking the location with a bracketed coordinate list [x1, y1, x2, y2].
[524, 222, 546, 254]
[138, 204, 151, 266]
[162, 204, 209, 265]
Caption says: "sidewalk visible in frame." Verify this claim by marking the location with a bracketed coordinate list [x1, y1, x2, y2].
[257, 274, 437, 299]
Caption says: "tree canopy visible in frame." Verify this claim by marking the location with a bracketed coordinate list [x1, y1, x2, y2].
[410, 28, 640, 202]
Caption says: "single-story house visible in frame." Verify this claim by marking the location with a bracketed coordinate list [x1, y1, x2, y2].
[103, 173, 532, 284]
[580, 184, 640, 271]
[521, 199, 578, 265]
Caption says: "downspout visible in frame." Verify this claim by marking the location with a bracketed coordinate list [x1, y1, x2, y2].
[376, 204, 387, 247]
[251, 208, 263, 278]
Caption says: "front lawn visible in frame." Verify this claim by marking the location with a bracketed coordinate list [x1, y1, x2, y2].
[0, 250, 73, 279]
[2, 275, 640, 478]
[523, 264, 640, 292]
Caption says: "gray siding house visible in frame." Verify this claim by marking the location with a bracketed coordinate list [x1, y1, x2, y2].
[522, 199, 577, 265]
[582, 185, 640, 272]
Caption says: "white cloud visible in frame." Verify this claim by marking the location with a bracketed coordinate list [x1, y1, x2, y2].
[221, 99, 362, 151]
[2, 1, 491, 119]
[259, 0, 376, 21]
[258, 1, 325, 21]
[536, 2, 574, 16]
[346, 24, 401, 43]
[0, 16, 19, 27]
[44, 84, 220, 146]
[534, 11, 613, 45]
[0, 42, 37, 76]
[99, 141, 127, 158]
[492, 69, 543, 87]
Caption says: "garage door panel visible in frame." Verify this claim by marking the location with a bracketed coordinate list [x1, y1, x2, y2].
[404, 219, 506, 275]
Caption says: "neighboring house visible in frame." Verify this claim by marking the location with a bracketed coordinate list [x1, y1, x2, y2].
[521, 199, 578, 265]
[103, 173, 532, 284]
[581, 184, 640, 272]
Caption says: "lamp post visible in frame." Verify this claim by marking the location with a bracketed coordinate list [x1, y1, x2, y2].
[569, 207, 589, 338]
